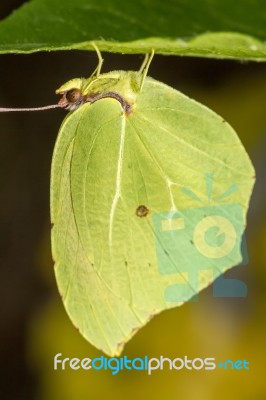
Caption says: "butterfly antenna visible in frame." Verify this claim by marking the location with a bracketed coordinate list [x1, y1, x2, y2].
[0, 104, 60, 112]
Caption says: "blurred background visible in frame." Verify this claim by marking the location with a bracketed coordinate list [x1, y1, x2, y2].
[0, 2, 266, 400]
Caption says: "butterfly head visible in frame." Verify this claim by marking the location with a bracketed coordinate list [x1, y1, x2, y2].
[56, 78, 87, 111]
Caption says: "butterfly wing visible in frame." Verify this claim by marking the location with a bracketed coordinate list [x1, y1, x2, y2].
[51, 77, 254, 356]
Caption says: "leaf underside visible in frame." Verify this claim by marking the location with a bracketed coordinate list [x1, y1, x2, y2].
[51, 77, 254, 356]
[0, 0, 266, 60]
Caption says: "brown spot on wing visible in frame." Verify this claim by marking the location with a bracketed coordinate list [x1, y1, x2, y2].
[136, 205, 149, 217]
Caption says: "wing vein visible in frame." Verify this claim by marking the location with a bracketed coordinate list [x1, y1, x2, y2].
[108, 115, 126, 247]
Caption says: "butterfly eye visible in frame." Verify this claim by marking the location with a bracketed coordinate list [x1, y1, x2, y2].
[58, 88, 85, 110]
[66, 89, 83, 104]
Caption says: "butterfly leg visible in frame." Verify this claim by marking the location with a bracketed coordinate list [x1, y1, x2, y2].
[90, 42, 104, 78]
[139, 49, 155, 90]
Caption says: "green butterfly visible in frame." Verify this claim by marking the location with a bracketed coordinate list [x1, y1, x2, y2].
[51, 47, 254, 356]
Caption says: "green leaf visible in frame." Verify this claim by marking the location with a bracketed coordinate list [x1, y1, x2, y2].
[0, 0, 266, 60]
[51, 60, 255, 356]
